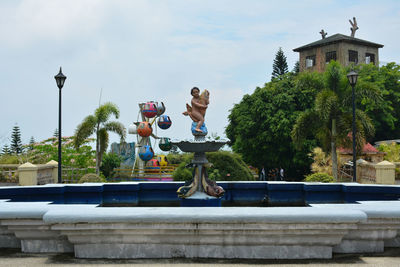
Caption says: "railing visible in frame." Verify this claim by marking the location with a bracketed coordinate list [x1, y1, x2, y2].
[36, 165, 55, 185]
[111, 165, 177, 182]
[358, 161, 376, 184]
[62, 167, 96, 183]
[0, 164, 19, 183]
[338, 164, 354, 182]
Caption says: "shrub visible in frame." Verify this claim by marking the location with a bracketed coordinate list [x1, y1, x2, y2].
[304, 172, 335, 183]
[166, 153, 192, 165]
[379, 142, 400, 162]
[171, 151, 254, 182]
[171, 153, 193, 181]
[78, 173, 106, 183]
[100, 152, 122, 178]
[172, 164, 193, 182]
[206, 151, 254, 181]
[0, 154, 27, 164]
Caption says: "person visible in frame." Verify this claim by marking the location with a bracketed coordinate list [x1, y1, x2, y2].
[183, 87, 209, 132]
[259, 166, 266, 181]
[280, 167, 284, 181]
[274, 168, 279, 181]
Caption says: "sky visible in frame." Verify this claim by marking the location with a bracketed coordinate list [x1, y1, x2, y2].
[1, 0, 399, 154]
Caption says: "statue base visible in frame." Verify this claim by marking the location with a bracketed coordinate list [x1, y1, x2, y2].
[180, 191, 221, 207]
[191, 122, 208, 136]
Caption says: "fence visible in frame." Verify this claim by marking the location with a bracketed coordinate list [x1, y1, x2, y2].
[18, 161, 58, 186]
[62, 167, 96, 183]
[357, 160, 395, 184]
[0, 164, 19, 183]
[111, 165, 177, 182]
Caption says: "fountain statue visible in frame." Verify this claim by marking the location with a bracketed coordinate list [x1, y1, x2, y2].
[173, 87, 227, 203]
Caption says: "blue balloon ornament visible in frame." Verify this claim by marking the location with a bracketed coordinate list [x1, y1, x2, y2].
[139, 145, 154, 161]
[157, 115, 172, 130]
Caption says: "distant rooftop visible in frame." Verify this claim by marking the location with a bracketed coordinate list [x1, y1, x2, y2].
[293, 33, 384, 52]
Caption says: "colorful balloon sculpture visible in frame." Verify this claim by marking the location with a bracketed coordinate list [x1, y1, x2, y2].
[157, 115, 172, 130]
[142, 102, 158, 118]
[159, 137, 172, 151]
[137, 121, 152, 137]
[156, 102, 166, 116]
[145, 158, 160, 173]
[139, 145, 154, 161]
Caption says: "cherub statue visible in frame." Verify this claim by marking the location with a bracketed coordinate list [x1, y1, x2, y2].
[183, 87, 209, 133]
[349, 17, 358, 38]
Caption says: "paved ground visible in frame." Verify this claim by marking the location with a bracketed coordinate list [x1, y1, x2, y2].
[1, 248, 400, 266]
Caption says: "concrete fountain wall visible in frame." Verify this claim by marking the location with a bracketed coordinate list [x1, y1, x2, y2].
[1, 182, 400, 259]
[1, 182, 400, 206]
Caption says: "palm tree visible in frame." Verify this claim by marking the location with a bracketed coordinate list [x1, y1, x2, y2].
[74, 102, 126, 174]
[291, 61, 379, 180]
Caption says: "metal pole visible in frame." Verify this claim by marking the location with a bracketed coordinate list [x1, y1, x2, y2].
[352, 84, 357, 182]
[58, 88, 62, 183]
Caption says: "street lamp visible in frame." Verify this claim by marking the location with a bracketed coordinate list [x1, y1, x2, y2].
[347, 70, 358, 182]
[54, 67, 66, 183]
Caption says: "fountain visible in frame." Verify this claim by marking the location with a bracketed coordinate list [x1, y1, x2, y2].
[172, 87, 226, 206]
[1, 88, 400, 259]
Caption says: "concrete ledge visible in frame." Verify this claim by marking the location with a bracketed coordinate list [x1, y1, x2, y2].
[2, 199, 400, 259]
[311, 202, 400, 253]
[74, 244, 333, 259]
[43, 206, 365, 259]
[0, 202, 96, 253]
[0, 226, 20, 248]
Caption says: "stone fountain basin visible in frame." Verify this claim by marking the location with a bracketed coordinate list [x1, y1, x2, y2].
[171, 139, 228, 153]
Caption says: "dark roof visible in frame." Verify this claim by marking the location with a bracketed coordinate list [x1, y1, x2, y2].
[293, 33, 383, 52]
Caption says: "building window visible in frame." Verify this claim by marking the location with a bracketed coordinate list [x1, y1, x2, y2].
[306, 55, 316, 68]
[325, 51, 337, 63]
[349, 50, 358, 63]
[365, 53, 375, 64]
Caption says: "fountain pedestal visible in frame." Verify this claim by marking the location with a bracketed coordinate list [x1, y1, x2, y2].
[172, 134, 227, 207]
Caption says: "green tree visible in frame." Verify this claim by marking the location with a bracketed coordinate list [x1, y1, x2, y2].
[10, 125, 23, 154]
[357, 62, 400, 142]
[74, 102, 126, 174]
[292, 61, 300, 74]
[291, 61, 378, 180]
[53, 129, 59, 138]
[28, 136, 95, 168]
[1, 145, 11, 155]
[28, 136, 35, 151]
[271, 47, 288, 80]
[226, 72, 323, 179]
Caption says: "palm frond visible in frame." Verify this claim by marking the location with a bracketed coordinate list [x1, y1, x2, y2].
[325, 61, 342, 93]
[74, 115, 97, 149]
[356, 80, 383, 105]
[315, 90, 338, 121]
[291, 109, 320, 149]
[356, 109, 375, 138]
[103, 121, 126, 142]
[95, 102, 120, 124]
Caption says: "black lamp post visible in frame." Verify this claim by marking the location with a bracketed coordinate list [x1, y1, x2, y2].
[54, 67, 66, 183]
[347, 70, 358, 182]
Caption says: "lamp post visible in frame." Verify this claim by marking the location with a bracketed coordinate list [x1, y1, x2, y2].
[54, 67, 66, 183]
[347, 70, 358, 182]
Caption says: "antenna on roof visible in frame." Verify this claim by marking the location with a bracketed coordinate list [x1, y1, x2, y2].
[349, 17, 358, 37]
[319, 29, 327, 39]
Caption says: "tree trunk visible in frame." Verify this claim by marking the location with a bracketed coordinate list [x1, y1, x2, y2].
[95, 126, 100, 175]
[331, 119, 338, 181]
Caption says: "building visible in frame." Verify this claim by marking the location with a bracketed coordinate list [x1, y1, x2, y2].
[293, 33, 383, 72]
